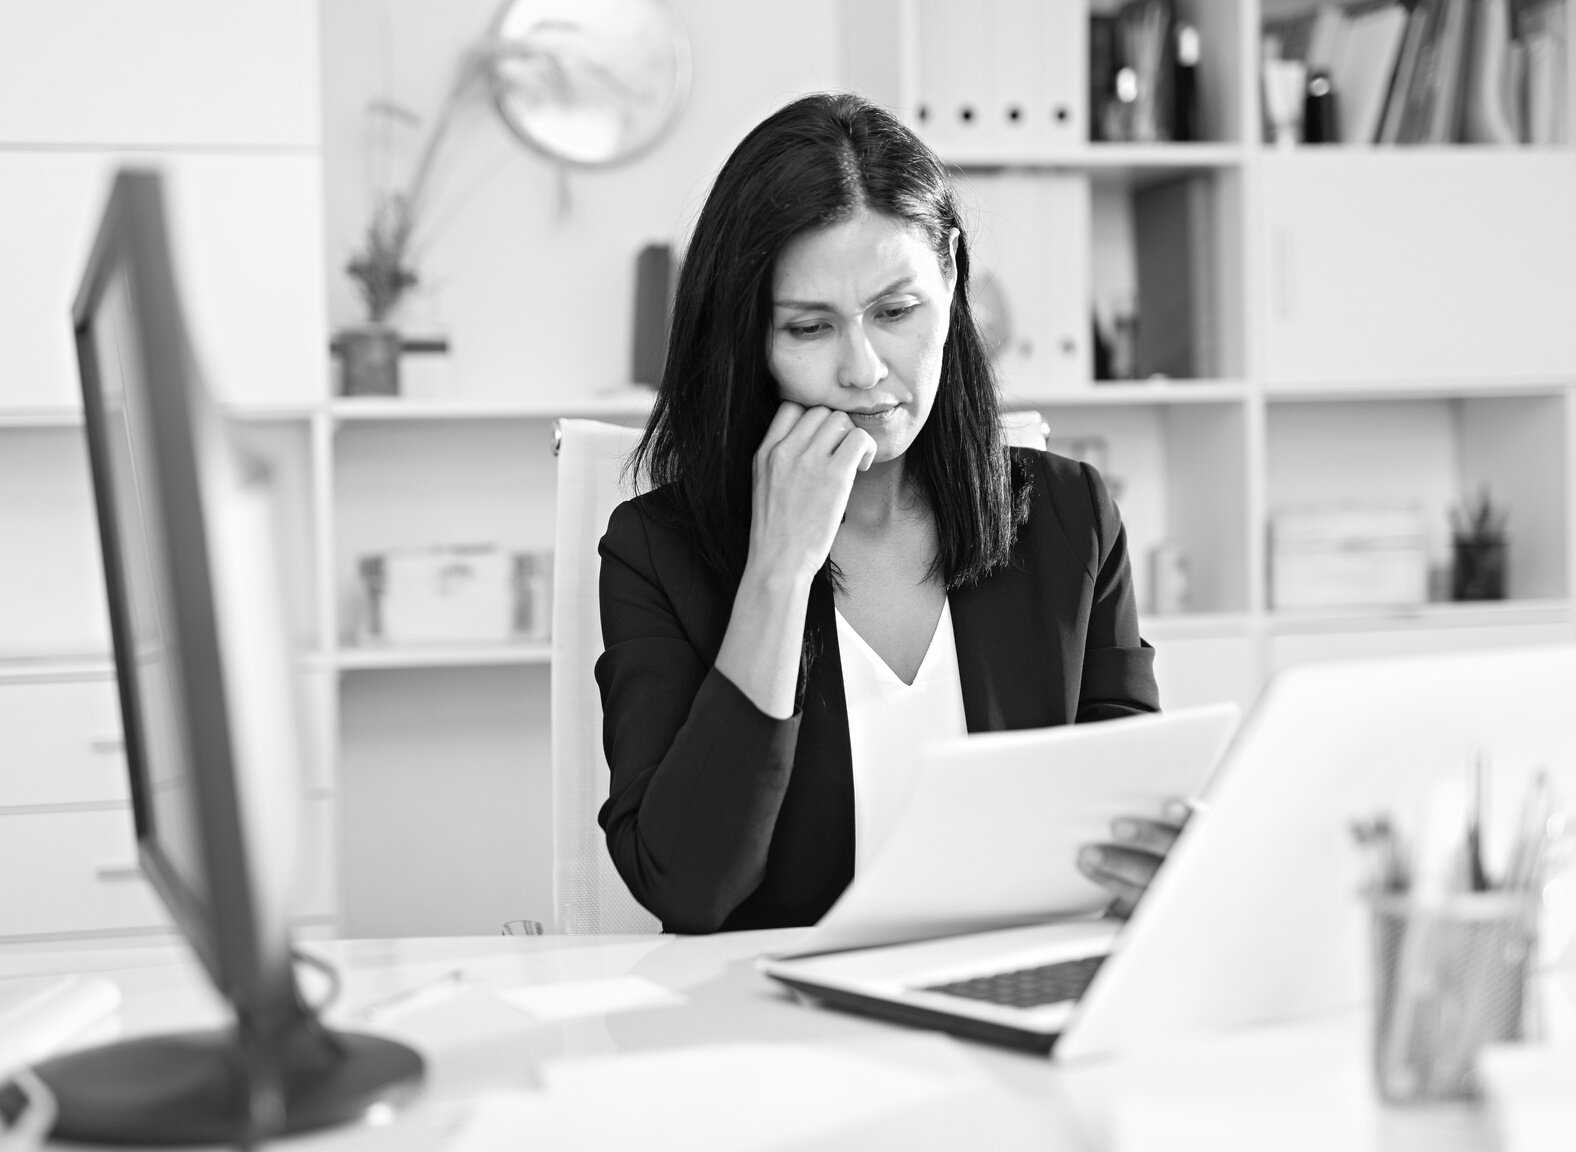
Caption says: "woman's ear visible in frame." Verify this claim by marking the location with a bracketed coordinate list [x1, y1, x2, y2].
[946, 228, 961, 285]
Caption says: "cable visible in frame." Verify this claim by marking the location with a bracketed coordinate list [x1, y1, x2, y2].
[290, 948, 343, 1015]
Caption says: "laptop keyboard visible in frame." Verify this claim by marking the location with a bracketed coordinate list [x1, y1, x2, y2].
[918, 954, 1106, 1009]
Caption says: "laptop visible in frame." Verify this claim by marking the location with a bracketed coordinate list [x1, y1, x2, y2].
[760, 644, 1576, 1060]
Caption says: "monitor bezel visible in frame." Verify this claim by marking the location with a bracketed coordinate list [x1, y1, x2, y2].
[72, 168, 282, 1007]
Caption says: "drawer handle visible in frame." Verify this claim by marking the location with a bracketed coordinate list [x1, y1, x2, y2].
[90, 737, 126, 754]
[96, 865, 144, 883]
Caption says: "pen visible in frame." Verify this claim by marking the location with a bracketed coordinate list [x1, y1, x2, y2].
[360, 969, 467, 1023]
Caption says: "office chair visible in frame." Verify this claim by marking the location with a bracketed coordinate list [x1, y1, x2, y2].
[547, 410, 1046, 934]
[551, 418, 663, 934]
[1002, 408, 1049, 452]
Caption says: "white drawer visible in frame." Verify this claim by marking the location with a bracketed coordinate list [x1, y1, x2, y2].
[0, 800, 337, 939]
[0, 809, 166, 937]
[0, 677, 129, 807]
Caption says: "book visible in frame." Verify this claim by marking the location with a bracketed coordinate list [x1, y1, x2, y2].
[1397, 0, 1448, 143]
[1378, 3, 1432, 144]
[1426, 0, 1472, 142]
[1134, 175, 1216, 380]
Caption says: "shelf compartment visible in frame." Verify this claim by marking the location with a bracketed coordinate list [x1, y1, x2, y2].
[337, 665, 551, 936]
[332, 421, 558, 647]
[1266, 394, 1571, 605]
[1034, 400, 1251, 616]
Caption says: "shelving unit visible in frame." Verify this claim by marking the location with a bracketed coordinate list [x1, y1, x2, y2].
[4, 0, 1576, 939]
[844, 0, 1576, 714]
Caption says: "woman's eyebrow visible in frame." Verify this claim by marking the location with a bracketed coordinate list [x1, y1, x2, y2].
[773, 276, 917, 311]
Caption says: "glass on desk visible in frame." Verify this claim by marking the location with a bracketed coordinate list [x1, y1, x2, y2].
[1369, 890, 1540, 1104]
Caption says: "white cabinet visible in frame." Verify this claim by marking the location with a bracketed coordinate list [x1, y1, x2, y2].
[1261, 153, 1576, 385]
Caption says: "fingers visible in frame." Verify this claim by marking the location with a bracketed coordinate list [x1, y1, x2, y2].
[1077, 844, 1159, 918]
[758, 400, 806, 455]
[1108, 815, 1180, 857]
[833, 425, 878, 473]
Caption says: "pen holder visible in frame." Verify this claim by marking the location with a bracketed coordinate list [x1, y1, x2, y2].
[1368, 890, 1540, 1105]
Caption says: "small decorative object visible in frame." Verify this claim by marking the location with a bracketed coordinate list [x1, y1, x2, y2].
[358, 544, 550, 645]
[339, 51, 486, 396]
[1449, 486, 1509, 601]
[1270, 505, 1427, 610]
[1302, 69, 1339, 144]
[1262, 57, 1307, 147]
[490, 0, 693, 169]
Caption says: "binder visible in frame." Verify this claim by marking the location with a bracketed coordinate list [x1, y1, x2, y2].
[1134, 176, 1217, 380]
[1332, 4, 1409, 145]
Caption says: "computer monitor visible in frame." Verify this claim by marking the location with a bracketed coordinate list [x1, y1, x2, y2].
[17, 168, 423, 1144]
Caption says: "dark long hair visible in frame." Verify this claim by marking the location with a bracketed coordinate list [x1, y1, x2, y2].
[632, 91, 1021, 589]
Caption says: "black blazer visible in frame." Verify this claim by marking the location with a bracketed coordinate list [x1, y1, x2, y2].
[595, 448, 1159, 934]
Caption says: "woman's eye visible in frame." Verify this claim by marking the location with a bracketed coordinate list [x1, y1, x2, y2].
[787, 322, 828, 338]
[878, 303, 919, 323]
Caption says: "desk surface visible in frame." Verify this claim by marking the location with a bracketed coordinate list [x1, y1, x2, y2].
[2, 929, 1567, 1152]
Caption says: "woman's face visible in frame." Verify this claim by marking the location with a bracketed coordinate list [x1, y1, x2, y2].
[767, 208, 958, 465]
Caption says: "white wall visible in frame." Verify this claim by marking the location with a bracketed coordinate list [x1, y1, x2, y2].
[319, 0, 844, 399]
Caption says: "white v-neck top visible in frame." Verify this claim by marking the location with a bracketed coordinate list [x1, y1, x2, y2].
[834, 598, 967, 877]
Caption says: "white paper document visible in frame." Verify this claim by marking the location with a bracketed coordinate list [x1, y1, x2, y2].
[787, 704, 1240, 958]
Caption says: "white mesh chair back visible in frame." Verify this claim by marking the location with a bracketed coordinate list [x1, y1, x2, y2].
[551, 418, 662, 934]
[1002, 409, 1048, 451]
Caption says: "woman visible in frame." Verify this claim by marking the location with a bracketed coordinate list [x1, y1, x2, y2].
[597, 92, 1168, 934]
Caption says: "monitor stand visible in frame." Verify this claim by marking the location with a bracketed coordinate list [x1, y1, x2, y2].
[4, 1026, 422, 1146]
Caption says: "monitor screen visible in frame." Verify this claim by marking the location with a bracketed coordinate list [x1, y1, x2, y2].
[87, 253, 212, 918]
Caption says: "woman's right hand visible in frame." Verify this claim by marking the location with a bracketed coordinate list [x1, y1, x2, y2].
[747, 402, 877, 582]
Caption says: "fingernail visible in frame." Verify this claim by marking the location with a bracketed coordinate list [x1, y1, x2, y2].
[1112, 819, 1137, 841]
[1079, 847, 1103, 870]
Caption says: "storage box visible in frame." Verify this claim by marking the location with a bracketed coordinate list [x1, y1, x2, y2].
[1270, 507, 1428, 610]
[360, 544, 547, 644]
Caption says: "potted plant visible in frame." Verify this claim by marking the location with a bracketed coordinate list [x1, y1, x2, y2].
[1448, 485, 1509, 601]
[338, 44, 508, 396]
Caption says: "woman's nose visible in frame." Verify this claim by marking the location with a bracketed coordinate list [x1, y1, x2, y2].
[836, 323, 888, 389]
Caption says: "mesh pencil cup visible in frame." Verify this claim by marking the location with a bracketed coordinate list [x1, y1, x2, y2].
[1368, 890, 1540, 1105]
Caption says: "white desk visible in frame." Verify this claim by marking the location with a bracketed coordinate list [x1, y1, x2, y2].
[3, 929, 1571, 1151]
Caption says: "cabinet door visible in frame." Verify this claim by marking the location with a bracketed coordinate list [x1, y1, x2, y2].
[1261, 153, 1576, 384]
[0, 810, 168, 938]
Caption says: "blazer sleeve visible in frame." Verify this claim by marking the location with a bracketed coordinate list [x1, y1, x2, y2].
[1075, 460, 1161, 721]
[594, 499, 802, 932]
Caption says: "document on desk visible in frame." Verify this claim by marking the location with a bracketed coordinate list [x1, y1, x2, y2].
[784, 704, 1240, 958]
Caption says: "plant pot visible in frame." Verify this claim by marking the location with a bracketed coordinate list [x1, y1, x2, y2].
[1452, 537, 1508, 601]
[337, 325, 401, 397]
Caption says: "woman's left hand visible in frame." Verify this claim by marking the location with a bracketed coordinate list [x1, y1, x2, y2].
[1077, 799, 1193, 918]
